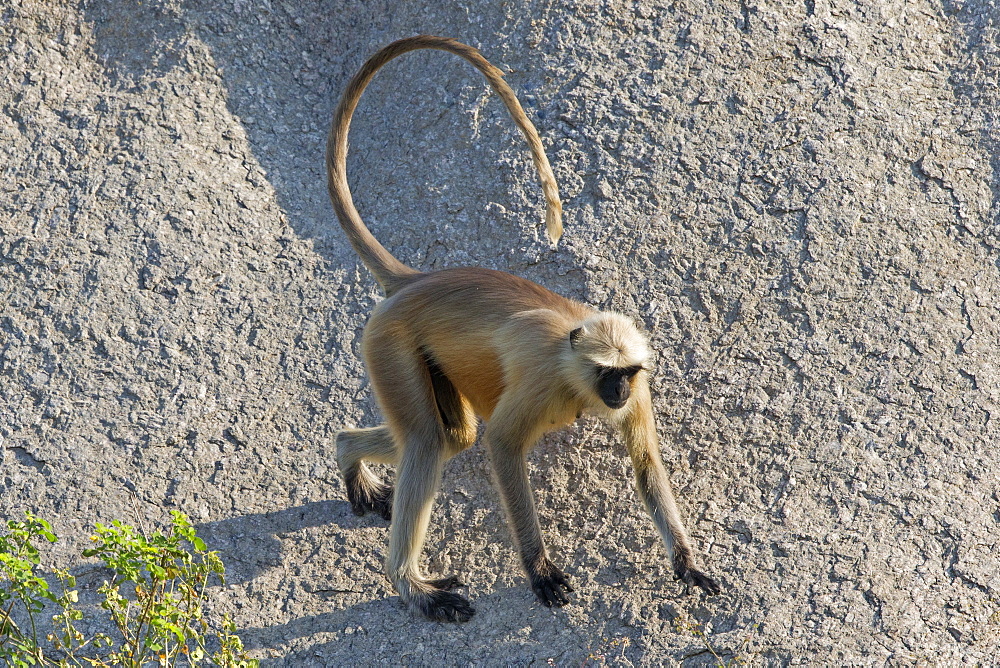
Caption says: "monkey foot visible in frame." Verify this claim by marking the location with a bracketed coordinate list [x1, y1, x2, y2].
[676, 567, 722, 596]
[530, 562, 574, 607]
[427, 575, 465, 591]
[345, 472, 394, 521]
[410, 586, 475, 623]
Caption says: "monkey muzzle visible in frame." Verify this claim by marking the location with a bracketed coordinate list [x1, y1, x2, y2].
[598, 371, 631, 409]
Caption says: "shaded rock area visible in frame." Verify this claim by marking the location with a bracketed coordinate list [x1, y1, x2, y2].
[2, 0, 999, 664]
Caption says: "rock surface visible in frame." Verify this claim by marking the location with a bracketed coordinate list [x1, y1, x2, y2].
[2, 0, 998, 664]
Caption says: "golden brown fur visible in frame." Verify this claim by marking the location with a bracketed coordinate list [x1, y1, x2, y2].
[330, 36, 720, 623]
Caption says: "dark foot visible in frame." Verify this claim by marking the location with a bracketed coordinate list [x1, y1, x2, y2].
[529, 561, 573, 607]
[676, 567, 722, 595]
[411, 587, 475, 623]
[344, 467, 393, 521]
[427, 575, 465, 591]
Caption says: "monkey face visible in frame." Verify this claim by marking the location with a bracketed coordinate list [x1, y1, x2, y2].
[567, 315, 651, 412]
[596, 366, 642, 409]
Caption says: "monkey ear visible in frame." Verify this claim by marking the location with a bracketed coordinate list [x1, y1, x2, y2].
[569, 327, 584, 349]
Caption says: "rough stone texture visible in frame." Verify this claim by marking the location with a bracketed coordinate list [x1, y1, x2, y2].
[2, 0, 999, 664]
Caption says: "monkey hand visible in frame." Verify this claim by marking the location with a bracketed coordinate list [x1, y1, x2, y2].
[530, 561, 574, 607]
[675, 566, 722, 596]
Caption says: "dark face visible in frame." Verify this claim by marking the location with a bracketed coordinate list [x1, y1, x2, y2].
[596, 365, 642, 409]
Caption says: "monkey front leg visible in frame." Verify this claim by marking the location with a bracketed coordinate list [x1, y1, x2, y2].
[484, 418, 574, 607]
[618, 379, 721, 595]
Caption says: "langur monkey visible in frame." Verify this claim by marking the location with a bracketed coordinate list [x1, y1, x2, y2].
[330, 35, 721, 623]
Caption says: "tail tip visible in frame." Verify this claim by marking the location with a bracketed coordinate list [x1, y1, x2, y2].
[545, 205, 563, 245]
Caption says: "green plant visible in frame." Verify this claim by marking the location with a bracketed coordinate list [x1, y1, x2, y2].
[0, 511, 257, 667]
[0, 512, 99, 666]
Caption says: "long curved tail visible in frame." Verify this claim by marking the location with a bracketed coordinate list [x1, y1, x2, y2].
[326, 35, 563, 296]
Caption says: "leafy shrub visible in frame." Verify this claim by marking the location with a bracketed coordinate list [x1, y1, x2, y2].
[0, 511, 257, 667]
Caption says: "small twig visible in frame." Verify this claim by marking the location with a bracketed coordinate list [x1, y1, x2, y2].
[0, 601, 22, 648]
[128, 492, 149, 540]
[26, 599, 40, 660]
[134, 565, 162, 664]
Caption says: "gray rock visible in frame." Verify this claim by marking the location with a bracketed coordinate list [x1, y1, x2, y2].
[2, 0, 998, 664]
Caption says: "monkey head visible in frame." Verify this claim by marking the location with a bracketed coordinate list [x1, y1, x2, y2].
[566, 313, 651, 411]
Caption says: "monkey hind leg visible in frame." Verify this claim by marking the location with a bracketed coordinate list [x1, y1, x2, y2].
[363, 331, 475, 622]
[337, 426, 397, 521]
[385, 430, 475, 623]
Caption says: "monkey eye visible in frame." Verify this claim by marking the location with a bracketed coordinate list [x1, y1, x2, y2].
[596, 365, 644, 380]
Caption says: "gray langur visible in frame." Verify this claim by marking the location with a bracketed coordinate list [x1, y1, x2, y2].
[329, 35, 721, 623]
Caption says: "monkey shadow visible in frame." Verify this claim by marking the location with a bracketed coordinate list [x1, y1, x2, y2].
[75, 0, 376, 251]
[80, 1, 586, 291]
[237, 585, 578, 664]
[194, 499, 364, 586]
[80, 0, 189, 91]
[17, 501, 382, 658]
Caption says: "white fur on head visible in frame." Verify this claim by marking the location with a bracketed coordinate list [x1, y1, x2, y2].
[570, 312, 651, 369]
[562, 312, 652, 409]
